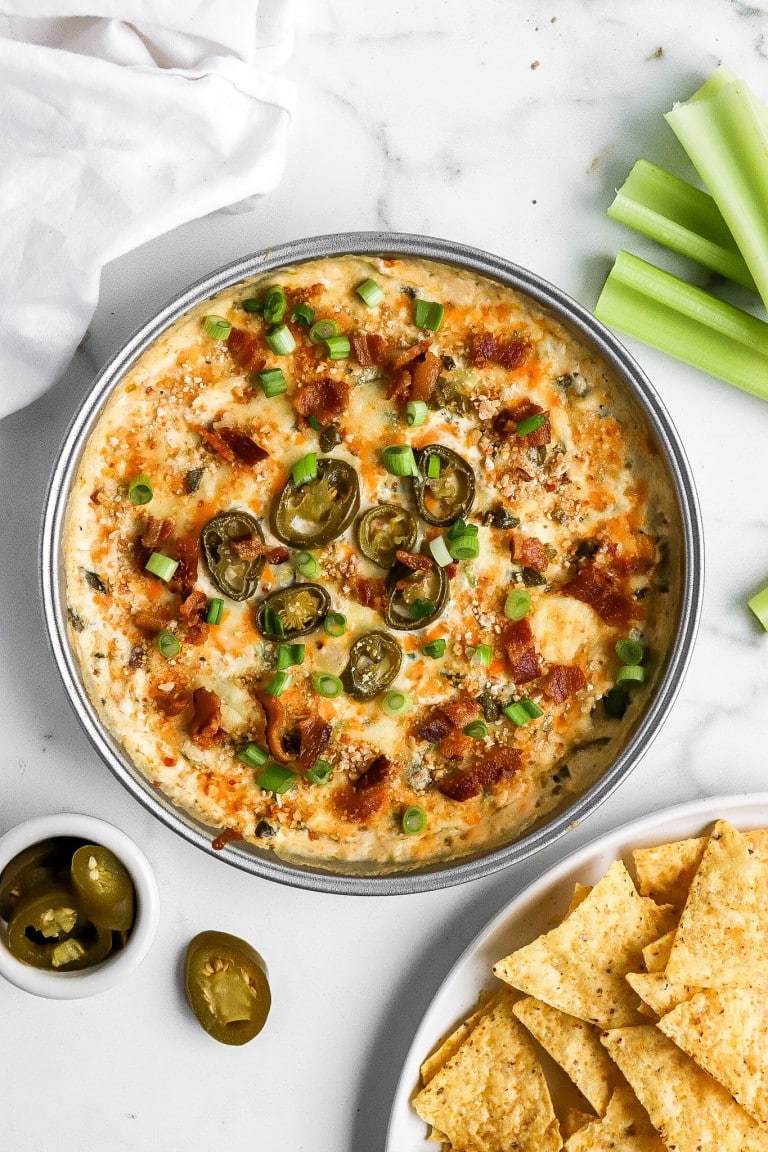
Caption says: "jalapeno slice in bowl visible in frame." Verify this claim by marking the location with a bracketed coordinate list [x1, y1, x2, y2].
[255, 583, 331, 640]
[71, 844, 135, 932]
[411, 445, 475, 527]
[6, 884, 88, 969]
[184, 930, 271, 1046]
[0, 838, 79, 921]
[271, 457, 360, 547]
[341, 630, 403, 700]
[385, 558, 449, 631]
[357, 504, 418, 569]
[201, 510, 265, 601]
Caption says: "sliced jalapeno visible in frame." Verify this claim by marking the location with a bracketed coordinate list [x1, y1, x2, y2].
[341, 630, 403, 700]
[255, 583, 331, 640]
[184, 930, 271, 1046]
[385, 558, 449, 631]
[411, 445, 475, 527]
[357, 504, 418, 569]
[71, 845, 135, 932]
[201, 510, 265, 601]
[0, 838, 79, 922]
[6, 884, 87, 969]
[270, 457, 360, 547]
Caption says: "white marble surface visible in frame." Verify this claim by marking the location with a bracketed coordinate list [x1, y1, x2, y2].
[3, 3, 768, 1149]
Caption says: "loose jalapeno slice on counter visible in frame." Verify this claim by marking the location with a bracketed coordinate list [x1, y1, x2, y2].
[341, 630, 403, 701]
[184, 930, 271, 1046]
[255, 583, 331, 640]
[411, 445, 475, 527]
[270, 457, 360, 547]
[201, 510, 265, 601]
[357, 504, 418, 569]
[71, 845, 135, 932]
[384, 558, 449, 631]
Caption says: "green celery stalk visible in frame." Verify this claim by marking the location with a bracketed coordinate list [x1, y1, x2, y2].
[666, 76, 768, 310]
[594, 250, 768, 401]
[608, 160, 755, 291]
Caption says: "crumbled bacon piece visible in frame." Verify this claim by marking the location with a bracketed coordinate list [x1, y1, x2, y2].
[296, 715, 332, 773]
[139, 516, 172, 554]
[410, 350, 441, 403]
[350, 331, 386, 366]
[294, 376, 351, 427]
[385, 368, 413, 406]
[335, 755, 392, 823]
[493, 400, 551, 447]
[437, 730, 477, 762]
[189, 687, 222, 747]
[232, 537, 290, 565]
[511, 535, 549, 573]
[439, 746, 521, 802]
[562, 565, 641, 628]
[171, 533, 199, 593]
[416, 709, 454, 744]
[395, 549, 432, 578]
[348, 575, 387, 613]
[442, 698, 483, 729]
[196, 426, 236, 463]
[128, 644, 145, 669]
[216, 427, 269, 466]
[445, 562, 459, 580]
[469, 332, 496, 367]
[389, 338, 432, 372]
[254, 690, 294, 764]
[179, 589, 209, 645]
[496, 336, 530, 370]
[133, 607, 173, 633]
[227, 327, 266, 375]
[501, 618, 541, 684]
[470, 332, 530, 372]
[154, 686, 192, 717]
[543, 664, 587, 704]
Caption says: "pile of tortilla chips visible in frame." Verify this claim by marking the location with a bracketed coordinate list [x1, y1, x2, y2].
[411, 819, 768, 1151]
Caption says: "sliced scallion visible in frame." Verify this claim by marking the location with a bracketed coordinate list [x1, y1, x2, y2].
[265, 324, 296, 356]
[295, 551, 320, 579]
[291, 304, 315, 327]
[356, 278, 385, 307]
[616, 637, 644, 665]
[447, 519, 477, 540]
[382, 690, 412, 717]
[429, 535, 453, 567]
[307, 759, 332, 785]
[448, 533, 480, 561]
[405, 400, 428, 427]
[262, 285, 287, 325]
[145, 552, 179, 583]
[277, 643, 305, 671]
[382, 445, 419, 477]
[463, 719, 488, 739]
[324, 335, 351, 360]
[323, 612, 347, 637]
[421, 638, 446, 659]
[503, 699, 543, 726]
[203, 315, 232, 340]
[414, 299, 445, 332]
[309, 319, 339, 345]
[470, 644, 492, 667]
[409, 598, 435, 620]
[292, 452, 318, 487]
[504, 588, 532, 620]
[156, 629, 180, 659]
[311, 671, 344, 699]
[237, 743, 269, 769]
[264, 670, 292, 697]
[242, 298, 263, 314]
[307, 415, 322, 432]
[255, 763, 296, 793]
[516, 413, 548, 438]
[616, 664, 645, 684]
[127, 474, 153, 506]
[402, 805, 427, 834]
[206, 598, 224, 626]
[748, 582, 768, 631]
[257, 368, 287, 398]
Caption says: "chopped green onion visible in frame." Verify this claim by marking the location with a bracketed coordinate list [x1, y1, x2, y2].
[127, 474, 153, 505]
[292, 452, 318, 487]
[307, 759, 333, 785]
[409, 598, 435, 620]
[356, 278, 385, 307]
[257, 368, 287, 398]
[414, 299, 445, 332]
[255, 764, 296, 793]
[604, 687, 630, 719]
[295, 551, 320, 579]
[145, 552, 179, 582]
[402, 805, 427, 835]
[608, 159, 756, 291]
[447, 519, 478, 540]
[382, 690, 412, 717]
[503, 699, 543, 726]
[265, 324, 296, 356]
[463, 719, 488, 739]
[262, 285, 287, 325]
[203, 315, 232, 340]
[421, 638, 446, 659]
[206, 598, 224, 626]
[291, 304, 315, 327]
[307, 415, 322, 432]
[448, 533, 480, 561]
[156, 629, 180, 659]
[324, 335, 351, 360]
[237, 743, 269, 769]
[748, 583, 768, 631]
[516, 413, 548, 438]
[264, 670, 292, 697]
[323, 612, 347, 637]
[504, 588, 532, 621]
[616, 638, 644, 666]
[382, 445, 419, 477]
[471, 644, 492, 667]
[311, 671, 344, 699]
[242, 298, 263, 313]
[616, 664, 645, 684]
[262, 605, 285, 638]
[426, 454, 441, 480]
[405, 400, 428, 427]
[309, 319, 339, 345]
[277, 643, 305, 671]
[429, 535, 454, 567]
[595, 250, 768, 402]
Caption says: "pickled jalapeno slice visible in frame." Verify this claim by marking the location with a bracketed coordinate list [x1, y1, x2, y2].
[356, 504, 418, 569]
[411, 445, 475, 527]
[71, 844, 135, 932]
[384, 558, 449, 631]
[184, 930, 271, 1046]
[341, 630, 403, 701]
[255, 583, 331, 641]
[271, 457, 360, 547]
[201, 510, 266, 601]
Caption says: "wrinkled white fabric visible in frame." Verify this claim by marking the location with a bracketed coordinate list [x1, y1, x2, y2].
[0, 1, 294, 419]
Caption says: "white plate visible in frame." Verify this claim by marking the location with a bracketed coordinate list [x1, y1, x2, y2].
[386, 792, 768, 1151]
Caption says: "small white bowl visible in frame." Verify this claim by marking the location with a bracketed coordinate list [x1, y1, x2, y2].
[0, 813, 159, 999]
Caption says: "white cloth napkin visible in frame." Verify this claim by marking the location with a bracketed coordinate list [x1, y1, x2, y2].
[0, 1, 295, 420]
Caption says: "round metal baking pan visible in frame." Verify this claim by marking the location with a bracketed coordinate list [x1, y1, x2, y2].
[40, 232, 704, 895]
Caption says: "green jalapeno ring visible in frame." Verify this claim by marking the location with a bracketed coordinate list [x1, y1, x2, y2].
[201, 510, 266, 601]
[411, 444, 476, 527]
[356, 504, 418, 569]
[341, 630, 403, 701]
[384, 559, 449, 631]
[255, 583, 331, 641]
[270, 457, 360, 548]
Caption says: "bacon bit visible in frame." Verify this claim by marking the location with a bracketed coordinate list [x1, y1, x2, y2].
[562, 565, 641, 628]
[395, 549, 432, 572]
[196, 425, 236, 463]
[171, 533, 200, 594]
[443, 698, 483, 728]
[416, 709, 454, 744]
[438, 730, 476, 762]
[439, 746, 521, 801]
[445, 562, 459, 579]
[501, 618, 541, 684]
[385, 368, 412, 406]
[335, 755, 393, 824]
[354, 754, 392, 792]
[296, 715, 332, 773]
[232, 537, 290, 565]
[133, 607, 173, 633]
[469, 333, 496, 367]
[154, 686, 192, 717]
[511, 535, 549, 573]
[389, 338, 432, 373]
[139, 516, 172, 554]
[543, 664, 587, 704]
[410, 350, 441, 403]
[254, 690, 294, 764]
[469, 332, 530, 372]
[496, 336, 531, 370]
[128, 644, 145, 669]
[294, 377, 351, 426]
[216, 427, 269, 466]
[189, 687, 222, 748]
[494, 401, 551, 447]
[211, 827, 242, 851]
[179, 589, 209, 646]
[348, 575, 387, 613]
[163, 757, 176, 768]
[350, 331, 387, 366]
[227, 327, 265, 375]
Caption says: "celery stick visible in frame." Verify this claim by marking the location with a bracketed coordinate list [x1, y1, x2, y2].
[594, 251, 768, 401]
[666, 78, 768, 311]
[608, 160, 755, 290]
[686, 64, 736, 103]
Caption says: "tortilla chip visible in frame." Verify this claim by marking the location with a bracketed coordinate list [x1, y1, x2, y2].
[642, 929, 676, 973]
[625, 972, 697, 1018]
[666, 820, 768, 988]
[563, 1085, 666, 1151]
[633, 828, 768, 907]
[566, 883, 592, 916]
[420, 990, 497, 1084]
[493, 861, 676, 1028]
[513, 997, 619, 1115]
[560, 1107, 596, 1141]
[412, 988, 562, 1152]
[658, 988, 768, 1127]
[601, 1025, 768, 1151]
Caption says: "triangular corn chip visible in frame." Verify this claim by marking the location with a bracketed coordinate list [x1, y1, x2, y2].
[420, 990, 497, 1084]
[412, 988, 562, 1152]
[601, 1025, 768, 1151]
[658, 988, 768, 1127]
[493, 861, 676, 1027]
[641, 928, 676, 973]
[513, 997, 619, 1115]
[625, 972, 697, 1018]
[633, 828, 768, 907]
[563, 1085, 666, 1151]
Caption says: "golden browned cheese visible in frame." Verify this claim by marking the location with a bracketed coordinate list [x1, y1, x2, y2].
[64, 255, 673, 871]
